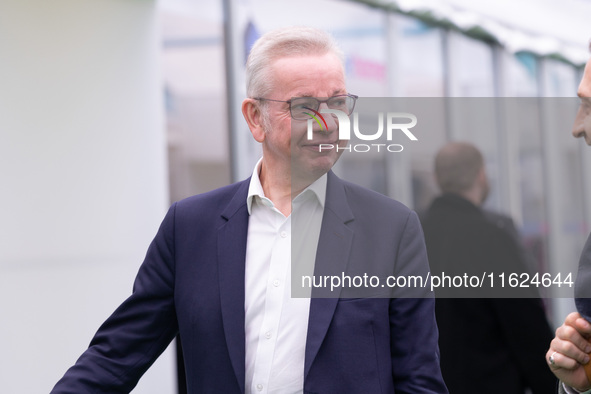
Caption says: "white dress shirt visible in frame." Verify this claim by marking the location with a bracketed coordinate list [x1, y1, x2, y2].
[244, 159, 326, 394]
[563, 382, 591, 394]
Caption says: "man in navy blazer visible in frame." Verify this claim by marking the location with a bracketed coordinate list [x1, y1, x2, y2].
[52, 27, 447, 394]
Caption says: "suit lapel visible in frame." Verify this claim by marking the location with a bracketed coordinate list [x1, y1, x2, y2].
[215, 174, 355, 386]
[304, 171, 354, 380]
[218, 179, 250, 394]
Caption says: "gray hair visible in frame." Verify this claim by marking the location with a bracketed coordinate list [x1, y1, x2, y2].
[245, 26, 344, 98]
[434, 142, 484, 194]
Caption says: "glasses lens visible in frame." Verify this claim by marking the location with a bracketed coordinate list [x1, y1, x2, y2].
[290, 98, 319, 120]
[289, 95, 357, 120]
[327, 95, 355, 114]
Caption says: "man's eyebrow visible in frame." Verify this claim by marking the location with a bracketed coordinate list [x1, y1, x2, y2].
[292, 90, 347, 98]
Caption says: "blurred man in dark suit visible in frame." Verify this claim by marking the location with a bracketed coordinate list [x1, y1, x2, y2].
[421, 142, 556, 394]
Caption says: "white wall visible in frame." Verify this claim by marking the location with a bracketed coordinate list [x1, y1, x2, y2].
[0, 0, 175, 392]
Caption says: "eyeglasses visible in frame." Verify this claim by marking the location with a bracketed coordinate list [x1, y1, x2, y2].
[253, 94, 358, 120]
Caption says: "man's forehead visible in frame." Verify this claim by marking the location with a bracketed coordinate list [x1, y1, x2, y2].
[290, 88, 347, 98]
[268, 54, 346, 97]
[270, 52, 343, 70]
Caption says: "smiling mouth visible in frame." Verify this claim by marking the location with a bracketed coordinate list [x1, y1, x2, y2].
[303, 140, 338, 147]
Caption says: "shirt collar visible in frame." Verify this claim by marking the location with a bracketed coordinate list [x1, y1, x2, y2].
[246, 158, 327, 215]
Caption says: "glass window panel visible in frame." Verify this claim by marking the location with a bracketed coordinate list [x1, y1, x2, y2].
[452, 32, 495, 97]
[394, 14, 444, 97]
[161, 2, 230, 201]
[506, 52, 539, 97]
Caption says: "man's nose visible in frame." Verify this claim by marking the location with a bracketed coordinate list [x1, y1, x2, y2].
[317, 103, 338, 133]
[572, 104, 585, 139]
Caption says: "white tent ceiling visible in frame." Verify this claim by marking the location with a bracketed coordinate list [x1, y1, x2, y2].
[354, 0, 591, 66]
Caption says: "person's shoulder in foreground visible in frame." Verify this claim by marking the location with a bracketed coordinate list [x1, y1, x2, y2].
[547, 43, 591, 393]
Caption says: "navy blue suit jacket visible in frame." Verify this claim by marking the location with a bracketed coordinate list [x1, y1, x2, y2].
[576, 233, 591, 321]
[52, 171, 447, 394]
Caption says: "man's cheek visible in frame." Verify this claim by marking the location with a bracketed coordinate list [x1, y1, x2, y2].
[337, 139, 349, 148]
[585, 115, 591, 145]
[291, 123, 308, 141]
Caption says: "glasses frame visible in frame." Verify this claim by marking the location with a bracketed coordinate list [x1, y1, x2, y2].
[253, 93, 358, 120]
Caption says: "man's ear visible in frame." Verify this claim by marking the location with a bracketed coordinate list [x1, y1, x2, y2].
[242, 98, 265, 143]
[476, 166, 485, 181]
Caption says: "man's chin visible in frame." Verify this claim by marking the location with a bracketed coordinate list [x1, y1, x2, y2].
[291, 156, 338, 185]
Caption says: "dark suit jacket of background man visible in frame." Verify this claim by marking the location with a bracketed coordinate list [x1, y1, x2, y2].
[51, 171, 448, 394]
[420, 193, 556, 394]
